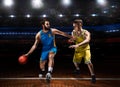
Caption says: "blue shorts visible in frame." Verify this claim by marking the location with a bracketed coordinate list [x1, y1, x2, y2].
[40, 47, 57, 61]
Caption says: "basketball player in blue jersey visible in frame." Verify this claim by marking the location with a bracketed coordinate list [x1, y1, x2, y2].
[24, 19, 72, 83]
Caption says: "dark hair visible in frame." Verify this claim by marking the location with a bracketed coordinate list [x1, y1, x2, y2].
[73, 19, 83, 25]
[40, 19, 49, 25]
[73, 19, 83, 31]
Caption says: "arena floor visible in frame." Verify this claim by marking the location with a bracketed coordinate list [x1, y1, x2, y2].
[0, 40, 120, 87]
[0, 62, 120, 87]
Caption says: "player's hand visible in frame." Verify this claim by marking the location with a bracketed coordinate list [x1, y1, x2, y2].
[68, 39, 74, 43]
[69, 44, 79, 48]
[72, 36, 76, 40]
[24, 54, 29, 57]
[68, 36, 76, 43]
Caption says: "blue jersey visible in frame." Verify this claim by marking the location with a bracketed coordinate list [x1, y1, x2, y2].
[39, 29, 57, 61]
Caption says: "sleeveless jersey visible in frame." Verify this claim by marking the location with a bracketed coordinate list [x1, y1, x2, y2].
[40, 29, 56, 51]
[73, 29, 90, 52]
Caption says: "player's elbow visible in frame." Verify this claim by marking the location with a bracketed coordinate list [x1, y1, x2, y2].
[32, 45, 37, 50]
[86, 39, 90, 44]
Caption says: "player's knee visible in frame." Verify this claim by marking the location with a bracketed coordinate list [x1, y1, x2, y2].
[40, 61, 45, 66]
[49, 54, 55, 59]
[85, 61, 91, 65]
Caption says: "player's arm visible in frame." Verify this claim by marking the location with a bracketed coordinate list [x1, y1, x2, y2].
[71, 30, 75, 36]
[25, 32, 40, 57]
[68, 30, 76, 43]
[77, 30, 90, 46]
[52, 28, 72, 38]
[69, 30, 90, 48]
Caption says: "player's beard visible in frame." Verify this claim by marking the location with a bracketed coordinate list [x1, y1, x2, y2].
[44, 26, 50, 30]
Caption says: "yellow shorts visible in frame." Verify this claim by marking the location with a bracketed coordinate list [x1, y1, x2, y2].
[73, 49, 91, 64]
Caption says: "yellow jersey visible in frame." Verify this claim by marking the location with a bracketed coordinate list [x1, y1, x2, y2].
[72, 29, 90, 52]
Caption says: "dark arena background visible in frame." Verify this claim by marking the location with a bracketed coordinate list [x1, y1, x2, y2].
[0, 0, 120, 87]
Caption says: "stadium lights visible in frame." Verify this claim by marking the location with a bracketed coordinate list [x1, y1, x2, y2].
[106, 29, 119, 33]
[61, 0, 71, 6]
[9, 15, 15, 18]
[91, 14, 98, 17]
[74, 14, 80, 17]
[58, 14, 64, 17]
[42, 14, 47, 18]
[25, 14, 31, 18]
[31, 0, 44, 9]
[96, 0, 107, 6]
[3, 0, 14, 7]
[111, 5, 117, 8]
[103, 10, 108, 13]
[39, 14, 47, 18]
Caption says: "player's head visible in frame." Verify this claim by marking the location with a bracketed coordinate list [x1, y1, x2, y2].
[41, 19, 50, 30]
[73, 19, 83, 26]
[73, 19, 83, 30]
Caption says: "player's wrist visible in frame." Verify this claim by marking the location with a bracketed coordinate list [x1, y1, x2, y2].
[24, 53, 29, 57]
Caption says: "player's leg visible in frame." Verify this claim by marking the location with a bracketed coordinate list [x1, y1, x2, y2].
[46, 52, 55, 83]
[87, 63, 96, 83]
[47, 47, 57, 73]
[84, 50, 96, 83]
[48, 52, 55, 73]
[46, 47, 57, 83]
[73, 62, 80, 74]
[39, 60, 47, 77]
[39, 51, 48, 78]
[73, 52, 83, 74]
[87, 62, 95, 76]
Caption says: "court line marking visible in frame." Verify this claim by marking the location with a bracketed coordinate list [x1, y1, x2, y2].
[0, 77, 120, 80]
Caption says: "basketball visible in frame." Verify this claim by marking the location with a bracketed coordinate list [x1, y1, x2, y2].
[18, 55, 28, 64]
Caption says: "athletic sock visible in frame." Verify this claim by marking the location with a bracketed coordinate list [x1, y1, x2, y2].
[91, 73, 95, 76]
[76, 67, 80, 70]
[48, 67, 53, 74]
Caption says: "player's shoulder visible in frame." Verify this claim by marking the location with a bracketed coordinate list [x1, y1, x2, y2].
[82, 29, 90, 36]
[36, 32, 40, 38]
[51, 28, 59, 33]
[72, 30, 76, 32]
[51, 28, 57, 31]
[37, 31, 40, 35]
[82, 29, 89, 33]
[82, 29, 87, 31]
[39, 29, 42, 33]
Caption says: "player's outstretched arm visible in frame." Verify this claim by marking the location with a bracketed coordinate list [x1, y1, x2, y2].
[52, 28, 72, 38]
[68, 30, 76, 42]
[24, 32, 40, 57]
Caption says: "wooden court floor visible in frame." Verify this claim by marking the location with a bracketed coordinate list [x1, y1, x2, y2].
[0, 69, 120, 87]
[0, 79, 120, 87]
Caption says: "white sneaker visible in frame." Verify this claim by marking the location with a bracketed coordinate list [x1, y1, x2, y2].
[39, 74, 43, 78]
[46, 73, 51, 83]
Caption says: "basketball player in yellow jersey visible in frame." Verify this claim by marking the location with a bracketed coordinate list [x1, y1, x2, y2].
[69, 19, 96, 83]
